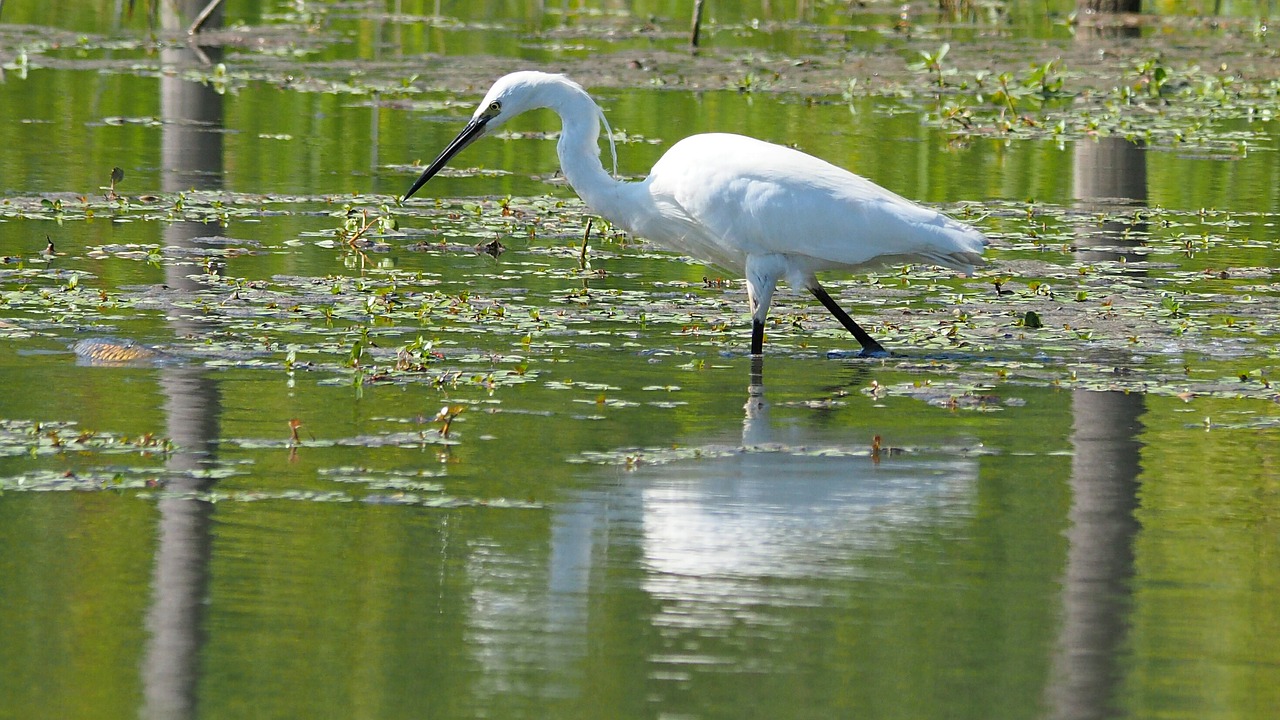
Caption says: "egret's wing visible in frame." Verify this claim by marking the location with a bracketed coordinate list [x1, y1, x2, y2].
[645, 134, 987, 275]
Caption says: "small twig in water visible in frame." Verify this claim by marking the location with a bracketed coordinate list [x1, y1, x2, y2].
[187, 0, 224, 35]
[345, 210, 380, 246]
[690, 0, 707, 51]
[579, 218, 593, 271]
[107, 166, 124, 201]
[433, 405, 464, 437]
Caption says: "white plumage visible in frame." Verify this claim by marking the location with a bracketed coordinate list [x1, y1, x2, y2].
[405, 71, 988, 357]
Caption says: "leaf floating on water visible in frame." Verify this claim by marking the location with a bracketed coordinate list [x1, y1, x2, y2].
[0, 418, 175, 459]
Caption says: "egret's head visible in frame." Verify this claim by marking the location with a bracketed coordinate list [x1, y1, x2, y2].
[471, 71, 573, 128]
[403, 72, 576, 201]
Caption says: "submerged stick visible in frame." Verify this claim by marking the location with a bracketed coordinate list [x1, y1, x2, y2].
[690, 0, 706, 50]
[187, 0, 223, 35]
[579, 218, 593, 271]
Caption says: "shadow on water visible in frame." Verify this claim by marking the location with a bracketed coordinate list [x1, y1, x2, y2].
[142, 2, 225, 719]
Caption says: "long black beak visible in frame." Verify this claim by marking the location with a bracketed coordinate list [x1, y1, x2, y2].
[403, 115, 491, 201]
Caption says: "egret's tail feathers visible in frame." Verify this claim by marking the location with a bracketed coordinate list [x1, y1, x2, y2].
[939, 249, 987, 274]
[855, 249, 982, 275]
[910, 245, 987, 276]
[924, 222, 989, 275]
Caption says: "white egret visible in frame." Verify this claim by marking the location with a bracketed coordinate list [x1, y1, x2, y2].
[404, 71, 988, 357]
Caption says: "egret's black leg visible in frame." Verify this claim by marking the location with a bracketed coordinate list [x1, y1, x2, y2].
[750, 319, 764, 356]
[809, 285, 889, 357]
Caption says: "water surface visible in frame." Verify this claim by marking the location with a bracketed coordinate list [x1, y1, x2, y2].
[1, 2, 1278, 719]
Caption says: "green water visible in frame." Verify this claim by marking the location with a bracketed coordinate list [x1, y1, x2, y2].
[2, 2, 1279, 719]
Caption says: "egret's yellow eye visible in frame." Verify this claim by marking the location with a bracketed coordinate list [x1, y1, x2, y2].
[486, 101, 501, 115]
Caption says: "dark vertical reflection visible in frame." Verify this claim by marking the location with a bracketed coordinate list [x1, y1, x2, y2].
[142, 3, 225, 719]
[1072, 135, 1148, 264]
[1074, 0, 1141, 39]
[1047, 118, 1149, 719]
[1048, 390, 1143, 720]
[160, 26, 224, 193]
[371, 93, 381, 182]
[1073, 137, 1146, 208]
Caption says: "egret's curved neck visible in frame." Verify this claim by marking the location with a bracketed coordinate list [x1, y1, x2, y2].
[545, 85, 633, 225]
